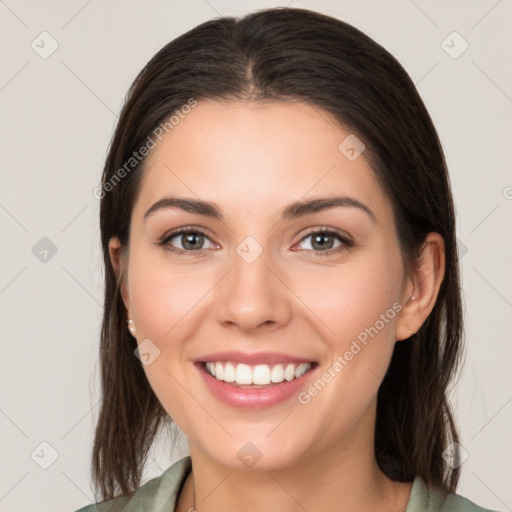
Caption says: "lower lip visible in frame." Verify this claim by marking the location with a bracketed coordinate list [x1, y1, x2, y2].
[195, 362, 318, 409]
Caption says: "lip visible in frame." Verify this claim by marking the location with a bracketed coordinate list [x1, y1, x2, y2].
[195, 361, 319, 409]
[194, 351, 317, 366]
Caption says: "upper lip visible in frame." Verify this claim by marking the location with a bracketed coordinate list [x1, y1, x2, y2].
[195, 351, 317, 366]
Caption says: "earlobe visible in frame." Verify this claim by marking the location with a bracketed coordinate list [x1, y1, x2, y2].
[395, 233, 446, 341]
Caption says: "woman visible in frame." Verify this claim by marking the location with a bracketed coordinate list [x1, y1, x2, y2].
[75, 7, 498, 512]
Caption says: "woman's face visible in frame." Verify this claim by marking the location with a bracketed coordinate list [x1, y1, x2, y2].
[111, 99, 417, 470]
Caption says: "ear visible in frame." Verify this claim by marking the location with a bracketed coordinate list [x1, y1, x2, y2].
[108, 236, 130, 313]
[395, 232, 446, 341]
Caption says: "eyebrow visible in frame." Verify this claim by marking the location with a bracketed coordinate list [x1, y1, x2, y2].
[143, 195, 377, 224]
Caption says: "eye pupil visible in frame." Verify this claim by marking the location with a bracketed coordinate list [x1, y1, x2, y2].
[312, 233, 334, 250]
[182, 233, 203, 250]
[162, 228, 348, 256]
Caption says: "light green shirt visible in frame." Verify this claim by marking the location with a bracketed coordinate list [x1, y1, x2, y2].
[74, 456, 498, 512]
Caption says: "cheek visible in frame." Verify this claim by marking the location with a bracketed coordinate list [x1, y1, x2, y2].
[127, 250, 214, 341]
[122, 239, 405, 450]
[304, 248, 404, 400]
[293, 251, 403, 344]
[128, 238, 404, 356]
[125, 251, 209, 424]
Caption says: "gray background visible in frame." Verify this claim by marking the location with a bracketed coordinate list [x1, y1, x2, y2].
[1, 1, 511, 511]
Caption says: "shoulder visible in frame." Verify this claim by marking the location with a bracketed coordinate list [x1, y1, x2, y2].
[406, 476, 500, 512]
[73, 497, 130, 512]
[440, 493, 500, 512]
[72, 456, 192, 512]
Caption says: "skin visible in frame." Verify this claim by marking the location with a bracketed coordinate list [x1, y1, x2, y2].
[109, 99, 445, 512]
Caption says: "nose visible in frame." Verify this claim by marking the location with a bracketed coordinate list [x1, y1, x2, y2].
[215, 242, 292, 334]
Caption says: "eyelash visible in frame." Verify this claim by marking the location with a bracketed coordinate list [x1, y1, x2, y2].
[156, 225, 354, 257]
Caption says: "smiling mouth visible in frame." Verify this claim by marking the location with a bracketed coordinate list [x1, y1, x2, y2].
[198, 361, 319, 387]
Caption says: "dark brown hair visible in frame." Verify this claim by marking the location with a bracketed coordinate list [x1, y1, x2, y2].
[92, 6, 464, 502]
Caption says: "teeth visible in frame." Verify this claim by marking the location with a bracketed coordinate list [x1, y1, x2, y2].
[215, 362, 224, 380]
[204, 361, 312, 385]
[223, 362, 236, 382]
[271, 364, 284, 383]
[206, 362, 216, 377]
[285, 363, 295, 381]
[236, 364, 253, 385]
[252, 364, 271, 385]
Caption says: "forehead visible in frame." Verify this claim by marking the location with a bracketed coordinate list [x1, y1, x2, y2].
[133, 99, 391, 224]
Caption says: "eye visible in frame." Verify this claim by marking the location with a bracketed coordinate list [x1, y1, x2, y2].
[157, 226, 353, 257]
[294, 228, 353, 257]
[157, 226, 216, 253]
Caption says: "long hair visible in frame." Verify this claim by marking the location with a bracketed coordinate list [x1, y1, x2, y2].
[92, 7, 464, 501]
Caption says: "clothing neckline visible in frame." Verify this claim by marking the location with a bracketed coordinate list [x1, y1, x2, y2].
[157, 456, 446, 512]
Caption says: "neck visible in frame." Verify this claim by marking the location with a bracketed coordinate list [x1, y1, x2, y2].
[176, 400, 413, 512]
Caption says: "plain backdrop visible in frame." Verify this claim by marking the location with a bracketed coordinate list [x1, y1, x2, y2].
[0, 1, 511, 511]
